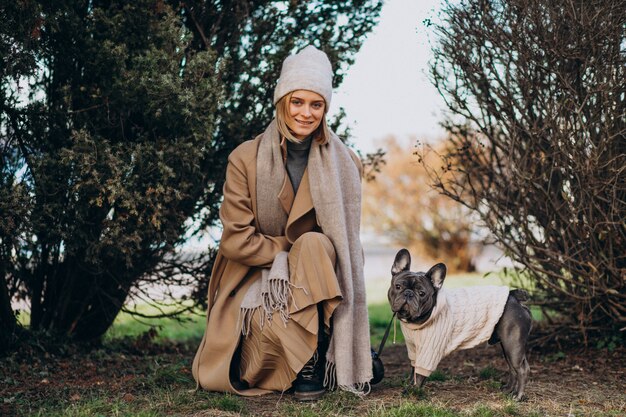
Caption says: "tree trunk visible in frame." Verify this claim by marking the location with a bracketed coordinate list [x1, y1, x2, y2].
[0, 273, 18, 353]
[36, 253, 134, 341]
[71, 278, 131, 340]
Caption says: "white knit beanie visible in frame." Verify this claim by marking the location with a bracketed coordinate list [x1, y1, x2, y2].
[273, 45, 333, 107]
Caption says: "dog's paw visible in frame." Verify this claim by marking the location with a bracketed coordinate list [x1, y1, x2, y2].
[401, 383, 427, 399]
[509, 390, 526, 402]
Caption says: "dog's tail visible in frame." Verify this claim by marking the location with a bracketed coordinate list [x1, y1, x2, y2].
[510, 289, 530, 303]
[510, 289, 532, 319]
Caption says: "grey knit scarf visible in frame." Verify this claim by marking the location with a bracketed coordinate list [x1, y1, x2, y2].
[246, 119, 372, 393]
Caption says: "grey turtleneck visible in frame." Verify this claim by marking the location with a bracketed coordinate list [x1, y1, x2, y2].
[286, 135, 313, 194]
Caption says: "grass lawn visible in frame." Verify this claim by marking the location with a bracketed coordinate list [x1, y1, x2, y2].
[103, 304, 207, 343]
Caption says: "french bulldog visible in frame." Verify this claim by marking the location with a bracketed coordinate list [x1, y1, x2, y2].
[388, 248, 531, 401]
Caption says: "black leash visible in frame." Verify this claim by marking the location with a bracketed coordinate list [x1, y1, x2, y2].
[376, 312, 397, 357]
[370, 311, 396, 385]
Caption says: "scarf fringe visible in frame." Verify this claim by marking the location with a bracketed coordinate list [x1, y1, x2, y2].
[338, 382, 371, 397]
[239, 306, 267, 337]
[324, 360, 371, 396]
[263, 277, 292, 326]
[240, 272, 309, 336]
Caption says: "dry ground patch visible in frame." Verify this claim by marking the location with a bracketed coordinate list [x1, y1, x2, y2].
[1, 336, 624, 416]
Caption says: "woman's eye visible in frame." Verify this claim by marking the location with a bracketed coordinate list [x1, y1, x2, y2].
[312, 103, 323, 109]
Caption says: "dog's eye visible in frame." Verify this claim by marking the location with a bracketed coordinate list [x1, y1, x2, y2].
[395, 284, 401, 290]
[418, 291, 426, 297]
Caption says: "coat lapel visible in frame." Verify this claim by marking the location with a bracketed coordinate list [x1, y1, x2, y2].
[277, 174, 295, 215]
[275, 135, 295, 215]
[285, 168, 316, 243]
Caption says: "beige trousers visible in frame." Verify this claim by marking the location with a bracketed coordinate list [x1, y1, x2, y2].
[238, 232, 342, 391]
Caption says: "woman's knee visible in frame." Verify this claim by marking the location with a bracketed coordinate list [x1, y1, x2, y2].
[291, 232, 335, 261]
[294, 232, 331, 248]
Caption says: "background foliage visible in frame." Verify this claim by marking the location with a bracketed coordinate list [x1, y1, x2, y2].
[423, 0, 625, 339]
[363, 137, 479, 272]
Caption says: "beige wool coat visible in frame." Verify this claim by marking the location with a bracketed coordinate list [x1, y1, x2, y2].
[192, 133, 362, 396]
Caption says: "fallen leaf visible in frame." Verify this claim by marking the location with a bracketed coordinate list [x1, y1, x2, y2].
[121, 374, 135, 383]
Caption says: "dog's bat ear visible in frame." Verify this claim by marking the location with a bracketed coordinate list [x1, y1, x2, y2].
[427, 263, 447, 290]
[391, 249, 411, 275]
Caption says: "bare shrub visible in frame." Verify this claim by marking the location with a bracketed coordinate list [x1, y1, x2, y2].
[422, 0, 625, 339]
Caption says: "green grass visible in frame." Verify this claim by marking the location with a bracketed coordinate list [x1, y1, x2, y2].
[369, 302, 405, 347]
[367, 401, 458, 417]
[279, 390, 361, 417]
[205, 393, 246, 413]
[427, 369, 449, 382]
[25, 387, 247, 417]
[9, 353, 246, 417]
[277, 394, 531, 417]
[470, 404, 498, 417]
[103, 303, 206, 342]
[9, 387, 574, 417]
[502, 399, 521, 416]
[14, 303, 206, 344]
[360, 400, 525, 417]
[478, 365, 499, 380]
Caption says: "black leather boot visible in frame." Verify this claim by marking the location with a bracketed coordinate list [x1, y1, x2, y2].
[293, 349, 325, 401]
[294, 304, 328, 401]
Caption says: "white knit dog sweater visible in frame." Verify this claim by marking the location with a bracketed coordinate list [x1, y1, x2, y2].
[400, 286, 510, 378]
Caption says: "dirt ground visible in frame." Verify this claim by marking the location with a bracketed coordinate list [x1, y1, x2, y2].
[240, 342, 626, 416]
[1, 337, 624, 416]
[374, 343, 626, 415]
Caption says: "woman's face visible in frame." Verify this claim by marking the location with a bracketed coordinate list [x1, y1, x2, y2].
[285, 90, 326, 140]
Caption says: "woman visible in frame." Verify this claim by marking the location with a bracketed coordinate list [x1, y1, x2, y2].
[192, 46, 372, 400]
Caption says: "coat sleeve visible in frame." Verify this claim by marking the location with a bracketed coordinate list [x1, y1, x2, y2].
[218, 146, 290, 267]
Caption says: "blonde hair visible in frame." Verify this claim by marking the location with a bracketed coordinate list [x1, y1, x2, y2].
[275, 92, 331, 145]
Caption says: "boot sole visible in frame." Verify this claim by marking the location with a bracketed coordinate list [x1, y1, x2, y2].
[294, 388, 325, 401]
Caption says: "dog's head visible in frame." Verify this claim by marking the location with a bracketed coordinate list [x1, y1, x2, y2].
[388, 249, 447, 323]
